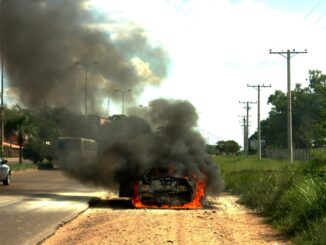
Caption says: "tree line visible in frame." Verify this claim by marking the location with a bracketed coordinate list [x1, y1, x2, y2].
[4, 105, 99, 163]
[213, 69, 325, 155]
[5, 69, 325, 160]
[252, 69, 326, 149]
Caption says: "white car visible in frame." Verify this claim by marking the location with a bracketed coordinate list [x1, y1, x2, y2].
[0, 158, 10, 185]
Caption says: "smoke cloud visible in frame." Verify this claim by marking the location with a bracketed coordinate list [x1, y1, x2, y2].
[0, 0, 168, 112]
[1, 1, 223, 195]
[60, 99, 224, 195]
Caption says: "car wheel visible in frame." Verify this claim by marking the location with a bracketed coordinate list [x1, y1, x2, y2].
[3, 174, 10, 185]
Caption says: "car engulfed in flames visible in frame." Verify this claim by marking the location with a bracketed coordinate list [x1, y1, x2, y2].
[132, 166, 206, 209]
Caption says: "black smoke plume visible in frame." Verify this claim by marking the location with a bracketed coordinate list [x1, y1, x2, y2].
[60, 99, 224, 195]
[0, 0, 168, 112]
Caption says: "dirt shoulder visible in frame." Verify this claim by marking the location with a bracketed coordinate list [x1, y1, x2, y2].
[43, 193, 292, 245]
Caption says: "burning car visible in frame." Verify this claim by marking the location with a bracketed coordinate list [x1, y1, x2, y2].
[132, 165, 206, 209]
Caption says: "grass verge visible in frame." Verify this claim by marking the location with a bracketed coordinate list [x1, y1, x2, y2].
[10, 162, 54, 171]
[215, 155, 326, 245]
[10, 163, 38, 172]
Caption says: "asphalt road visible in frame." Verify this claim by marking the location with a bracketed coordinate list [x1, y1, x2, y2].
[0, 169, 106, 245]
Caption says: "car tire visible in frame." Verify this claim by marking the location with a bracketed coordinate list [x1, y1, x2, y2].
[3, 174, 10, 185]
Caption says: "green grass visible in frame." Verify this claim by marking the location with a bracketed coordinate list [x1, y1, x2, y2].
[310, 150, 326, 170]
[9, 162, 54, 171]
[10, 163, 38, 171]
[215, 155, 296, 173]
[215, 155, 326, 245]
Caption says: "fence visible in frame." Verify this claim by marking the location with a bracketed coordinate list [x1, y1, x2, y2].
[263, 148, 326, 162]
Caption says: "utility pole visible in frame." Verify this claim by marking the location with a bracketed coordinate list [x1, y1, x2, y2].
[239, 101, 256, 156]
[107, 98, 110, 117]
[75, 61, 98, 116]
[0, 0, 5, 156]
[247, 84, 271, 160]
[239, 115, 246, 153]
[0, 43, 3, 157]
[269, 49, 307, 163]
[115, 89, 131, 115]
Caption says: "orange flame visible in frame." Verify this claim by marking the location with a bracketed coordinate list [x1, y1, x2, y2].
[132, 175, 206, 209]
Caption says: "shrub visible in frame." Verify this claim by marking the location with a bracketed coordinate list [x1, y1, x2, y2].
[225, 170, 296, 215]
[310, 150, 326, 169]
[23, 140, 53, 163]
[273, 175, 326, 235]
[295, 216, 326, 245]
[223, 163, 326, 243]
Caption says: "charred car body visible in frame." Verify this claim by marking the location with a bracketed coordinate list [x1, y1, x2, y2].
[134, 166, 197, 207]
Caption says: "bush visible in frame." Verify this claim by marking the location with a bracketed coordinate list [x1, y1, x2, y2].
[23, 140, 53, 163]
[223, 166, 326, 244]
[310, 150, 326, 169]
[296, 216, 326, 245]
[37, 162, 54, 170]
[273, 175, 326, 235]
[225, 170, 296, 215]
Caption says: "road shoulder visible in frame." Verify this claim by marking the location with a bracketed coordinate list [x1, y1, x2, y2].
[42, 193, 292, 245]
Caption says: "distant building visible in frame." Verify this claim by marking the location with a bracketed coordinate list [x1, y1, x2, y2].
[249, 139, 266, 151]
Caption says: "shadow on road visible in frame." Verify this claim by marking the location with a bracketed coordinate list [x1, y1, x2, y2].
[23, 192, 96, 203]
[88, 197, 134, 209]
[0, 189, 97, 203]
[88, 197, 216, 210]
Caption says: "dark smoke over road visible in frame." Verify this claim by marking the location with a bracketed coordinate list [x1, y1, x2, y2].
[0, 0, 168, 112]
[61, 99, 224, 195]
[1, 1, 223, 194]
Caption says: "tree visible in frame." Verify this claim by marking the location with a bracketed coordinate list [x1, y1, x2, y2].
[254, 70, 326, 149]
[4, 105, 38, 163]
[4, 104, 102, 163]
[22, 139, 50, 163]
[206, 144, 218, 155]
[216, 140, 240, 155]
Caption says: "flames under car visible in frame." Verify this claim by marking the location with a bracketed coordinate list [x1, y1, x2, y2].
[133, 166, 197, 207]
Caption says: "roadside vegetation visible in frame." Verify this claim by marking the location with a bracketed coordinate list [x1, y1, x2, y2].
[255, 70, 326, 149]
[9, 162, 54, 172]
[4, 105, 99, 164]
[10, 163, 37, 172]
[211, 69, 326, 244]
[215, 154, 326, 245]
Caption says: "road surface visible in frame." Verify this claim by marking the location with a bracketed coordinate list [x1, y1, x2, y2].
[0, 169, 105, 245]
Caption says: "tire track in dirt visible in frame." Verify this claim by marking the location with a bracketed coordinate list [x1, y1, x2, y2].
[42, 194, 292, 245]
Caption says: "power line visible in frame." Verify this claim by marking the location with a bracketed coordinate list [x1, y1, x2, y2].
[303, 0, 323, 20]
[314, 9, 326, 24]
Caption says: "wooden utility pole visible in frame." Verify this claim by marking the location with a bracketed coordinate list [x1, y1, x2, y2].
[0, 0, 5, 156]
[239, 101, 256, 156]
[247, 84, 271, 160]
[269, 49, 307, 163]
[239, 115, 246, 153]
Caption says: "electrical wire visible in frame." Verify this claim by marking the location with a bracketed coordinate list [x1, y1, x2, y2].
[303, 0, 323, 20]
[314, 9, 326, 23]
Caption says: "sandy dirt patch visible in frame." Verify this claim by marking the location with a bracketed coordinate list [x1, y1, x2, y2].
[42, 193, 291, 245]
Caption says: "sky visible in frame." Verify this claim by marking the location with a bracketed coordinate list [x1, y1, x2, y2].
[4, 0, 324, 147]
[89, 0, 326, 147]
